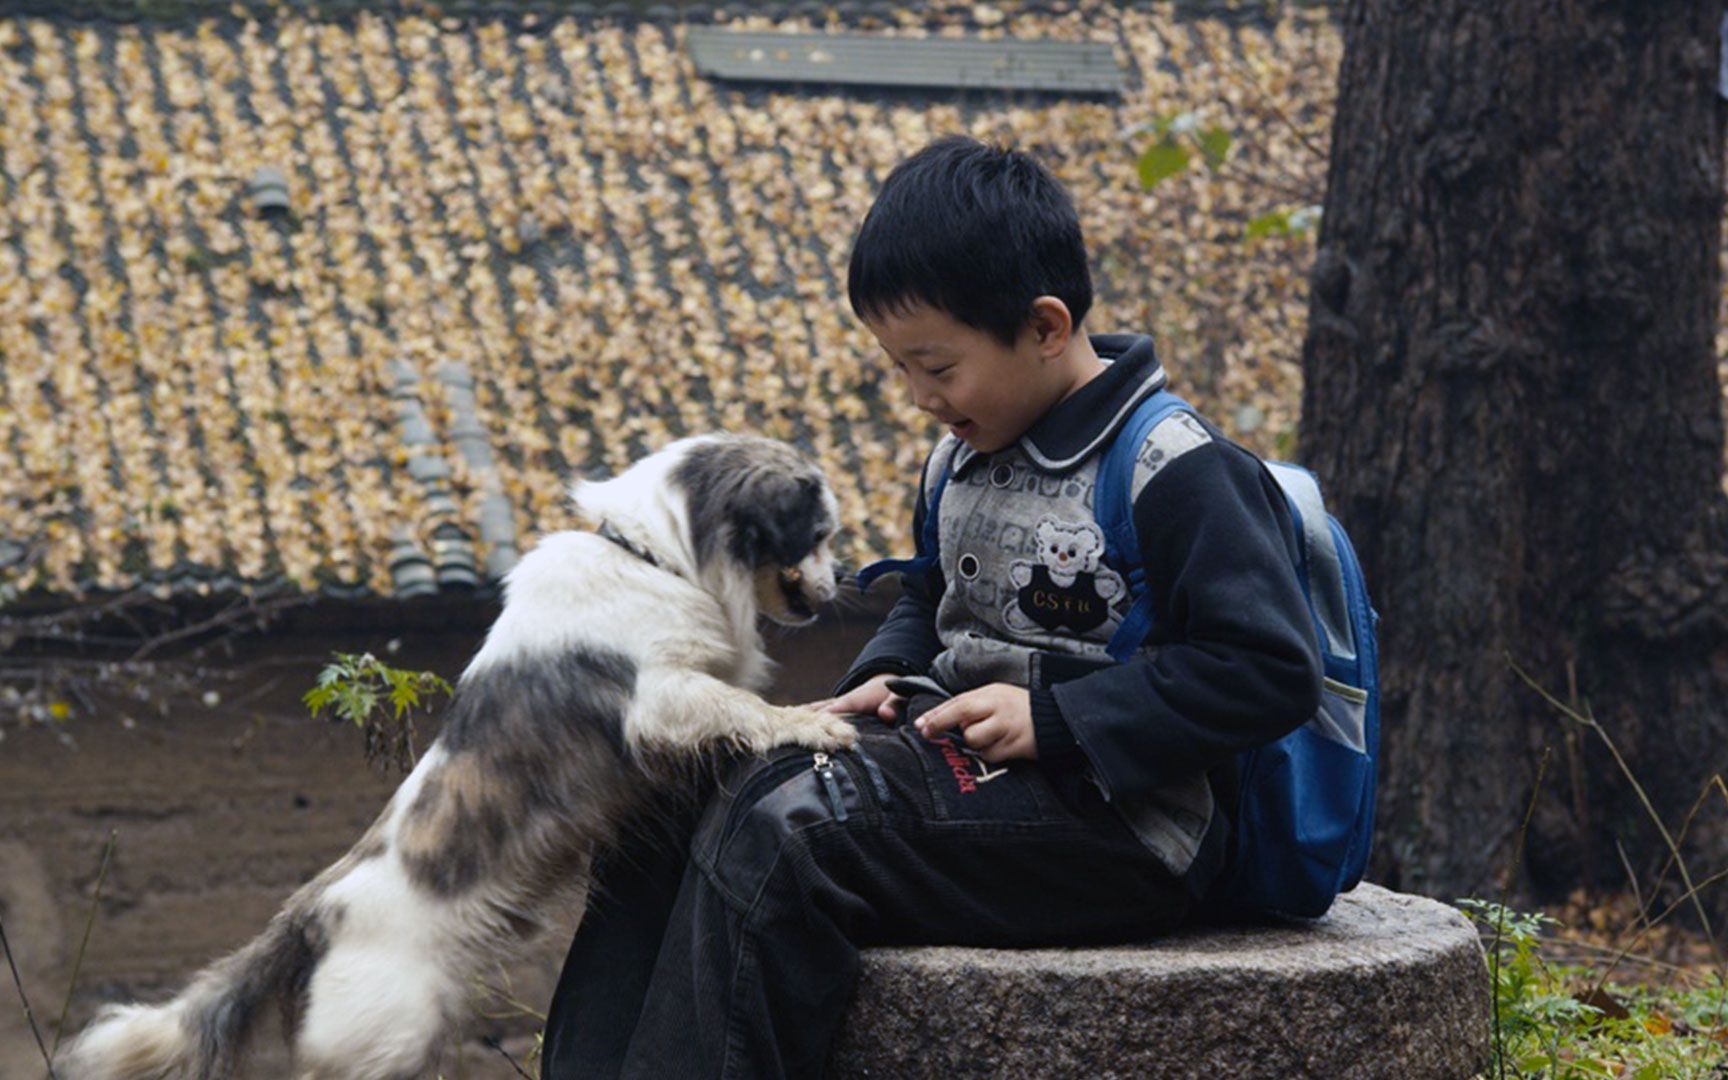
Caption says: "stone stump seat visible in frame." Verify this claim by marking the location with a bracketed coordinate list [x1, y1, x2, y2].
[829, 884, 1490, 1080]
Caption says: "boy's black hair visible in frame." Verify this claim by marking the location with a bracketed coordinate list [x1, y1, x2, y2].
[847, 135, 1093, 347]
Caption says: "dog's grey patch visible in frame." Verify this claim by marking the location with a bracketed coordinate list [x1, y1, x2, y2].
[417, 783, 516, 896]
[401, 645, 643, 898]
[276, 907, 331, 1043]
[440, 644, 637, 759]
[173, 902, 328, 1074]
[672, 436, 833, 570]
[405, 772, 444, 825]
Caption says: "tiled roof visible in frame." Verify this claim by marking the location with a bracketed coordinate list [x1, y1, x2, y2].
[0, 1, 1340, 603]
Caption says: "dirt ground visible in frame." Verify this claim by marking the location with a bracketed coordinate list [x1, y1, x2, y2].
[0, 602, 882, 1078]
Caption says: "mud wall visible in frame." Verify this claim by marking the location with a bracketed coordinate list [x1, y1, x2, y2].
[0, 602, 882, 1077]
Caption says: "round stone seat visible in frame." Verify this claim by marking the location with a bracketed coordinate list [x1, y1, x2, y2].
[829, 884, 1489, 1080]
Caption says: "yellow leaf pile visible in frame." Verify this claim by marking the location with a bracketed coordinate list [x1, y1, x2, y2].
[0, 2, 1340, 599]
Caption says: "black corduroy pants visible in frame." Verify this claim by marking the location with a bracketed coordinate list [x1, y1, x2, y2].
[539, 707, 1191, 1080]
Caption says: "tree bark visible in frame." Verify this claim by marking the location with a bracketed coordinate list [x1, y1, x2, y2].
[1301, 0, 1728, 907]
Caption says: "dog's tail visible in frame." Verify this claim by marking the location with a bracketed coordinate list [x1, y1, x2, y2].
[58, 904, 320, 1080]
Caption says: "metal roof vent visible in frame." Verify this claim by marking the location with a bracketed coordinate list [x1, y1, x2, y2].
[686, 29, 1127, 96]
[248, 165, 291, 217]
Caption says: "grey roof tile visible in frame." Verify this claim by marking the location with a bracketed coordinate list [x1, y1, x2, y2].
[0, 1, 1340, 606]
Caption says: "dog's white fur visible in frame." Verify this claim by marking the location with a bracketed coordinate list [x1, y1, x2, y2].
[60, 435, 855, 1080]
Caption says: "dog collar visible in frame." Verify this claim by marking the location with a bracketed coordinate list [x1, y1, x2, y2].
[598, 520, 680, 578]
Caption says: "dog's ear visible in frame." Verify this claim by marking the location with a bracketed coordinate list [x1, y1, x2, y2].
[731, 472, 824, 568]
[672, 436, 833, 570]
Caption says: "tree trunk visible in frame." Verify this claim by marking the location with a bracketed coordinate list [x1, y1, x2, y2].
[1301, 0, 1728, 908]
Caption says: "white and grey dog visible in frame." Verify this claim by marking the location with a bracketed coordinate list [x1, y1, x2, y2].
[61, 434, 858, 1080]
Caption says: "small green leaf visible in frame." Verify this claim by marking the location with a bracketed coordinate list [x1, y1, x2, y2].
[1137, 140, 1191, 189]
[303, 685, 335, 714]
[1198, 126, 1232, 167]
[1245, 209, 1291, 241]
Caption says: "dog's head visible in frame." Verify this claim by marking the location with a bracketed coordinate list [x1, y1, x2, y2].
[670, 436, 841, 626]
[572, 435, 841, 627]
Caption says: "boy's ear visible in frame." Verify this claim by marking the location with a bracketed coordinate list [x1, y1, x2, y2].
[1027, 295, 1074, 358]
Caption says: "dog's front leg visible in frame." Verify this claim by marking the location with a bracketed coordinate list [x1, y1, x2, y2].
[627, 669, 858, 756]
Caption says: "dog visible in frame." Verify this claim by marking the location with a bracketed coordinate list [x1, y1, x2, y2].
[61, 434, 858, 1080]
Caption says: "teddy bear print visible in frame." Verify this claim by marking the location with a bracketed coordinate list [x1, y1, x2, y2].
[1002, 516, 1125, 635]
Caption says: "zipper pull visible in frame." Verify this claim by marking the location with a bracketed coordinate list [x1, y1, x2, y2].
[813, 753, 848, 822]
[857, 749, 892, 806]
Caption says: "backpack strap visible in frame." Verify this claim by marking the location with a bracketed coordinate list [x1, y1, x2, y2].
[1096, 390, 1193, 661]
[856, 438, 960, 592]
[1261, 462, 1356, 662]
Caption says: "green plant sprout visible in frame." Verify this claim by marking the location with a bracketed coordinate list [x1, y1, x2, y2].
[303, 652, 452, 773]
[1133, 110, 1322, 242]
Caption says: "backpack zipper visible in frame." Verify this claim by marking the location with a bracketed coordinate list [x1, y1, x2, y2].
[813, 752, 848, 822]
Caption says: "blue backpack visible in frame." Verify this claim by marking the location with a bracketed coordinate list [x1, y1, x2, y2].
[860, 389, 1380, 919]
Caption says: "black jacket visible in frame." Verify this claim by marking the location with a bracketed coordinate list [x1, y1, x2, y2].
[838, 334, 1322, 893]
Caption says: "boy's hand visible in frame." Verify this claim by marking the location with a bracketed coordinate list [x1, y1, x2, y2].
[818, 673, 903, 724]
[915, 683, 1038, 764]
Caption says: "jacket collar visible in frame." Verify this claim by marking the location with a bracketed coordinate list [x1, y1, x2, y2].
[951, 332, 1167, 476]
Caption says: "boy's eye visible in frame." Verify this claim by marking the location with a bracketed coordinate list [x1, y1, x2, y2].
[928, 365, 954, 377]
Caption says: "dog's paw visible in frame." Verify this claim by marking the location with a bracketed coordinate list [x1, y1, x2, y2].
[767, 707, 859, 752]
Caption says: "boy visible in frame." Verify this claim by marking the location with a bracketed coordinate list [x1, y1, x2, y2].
[540, 135, 1321, 1079]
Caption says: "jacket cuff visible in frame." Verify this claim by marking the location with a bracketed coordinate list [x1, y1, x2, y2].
[1030, 686, 1085, 768]
[832, 659, 918, 698]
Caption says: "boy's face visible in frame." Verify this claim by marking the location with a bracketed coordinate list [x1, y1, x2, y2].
[865, 304, 1069, 454]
